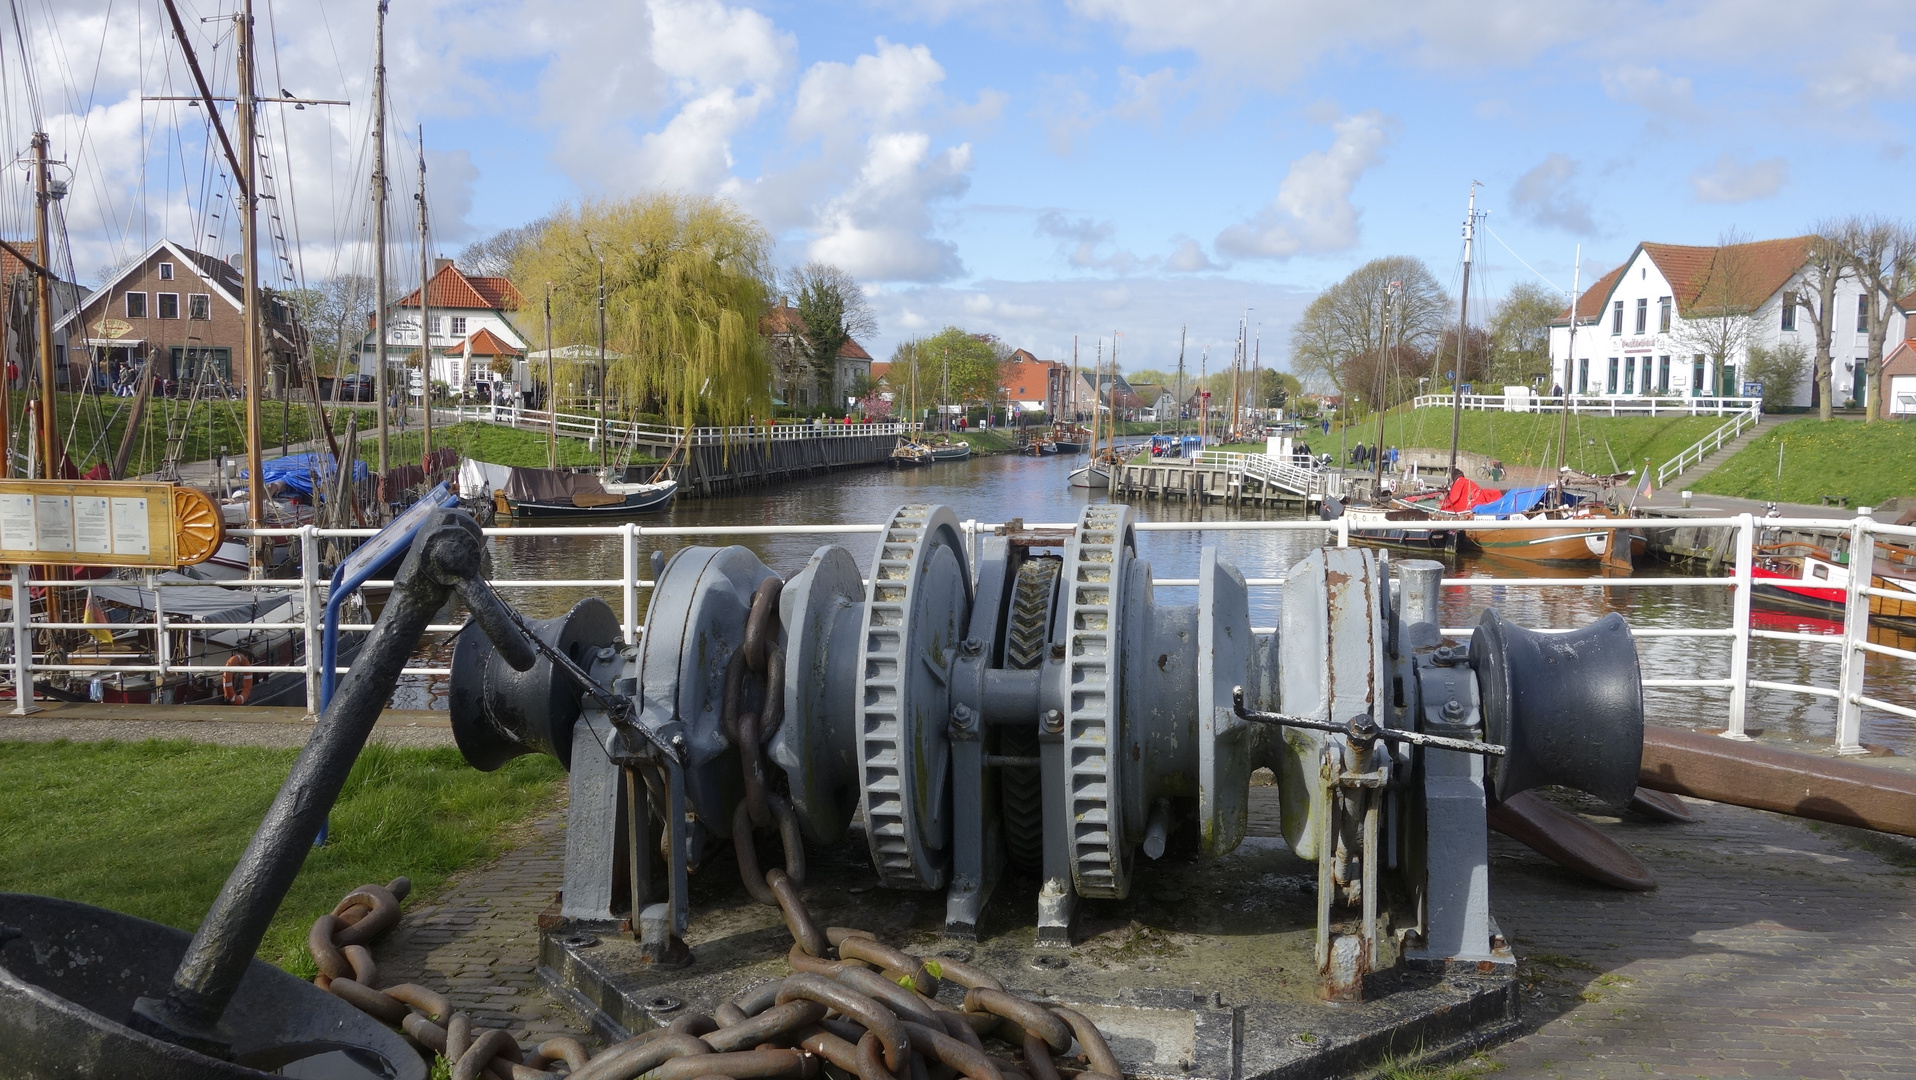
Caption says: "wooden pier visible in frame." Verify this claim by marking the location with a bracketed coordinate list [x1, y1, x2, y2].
[1113, 458, 1316, 509]
[672, 429, 903, 497]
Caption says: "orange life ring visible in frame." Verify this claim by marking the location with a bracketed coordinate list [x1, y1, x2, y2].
[222, 654, 255, 704]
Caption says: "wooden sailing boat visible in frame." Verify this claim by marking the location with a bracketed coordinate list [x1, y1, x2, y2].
[1069, 338, 1110, 488]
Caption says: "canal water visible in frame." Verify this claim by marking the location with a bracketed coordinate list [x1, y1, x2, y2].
[448, 451, 1916, 756]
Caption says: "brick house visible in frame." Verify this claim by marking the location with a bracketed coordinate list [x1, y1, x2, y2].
[1001, 349, 1069, 417]
[761, 303, 873, 409]
[54, 239, 306, 394]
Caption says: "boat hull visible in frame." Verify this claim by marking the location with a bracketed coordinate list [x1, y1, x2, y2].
[1068, 464, 1110, 489]
[510, 488, 677, 518]
[1466, 526, 1605, 564]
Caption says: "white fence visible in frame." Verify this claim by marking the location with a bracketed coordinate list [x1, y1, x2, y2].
[1194, 450, 1345, 501]
[6, 512, 1912, 757]
[460, 401, 912, 449]
[1655, 403, 1764, 489]
[1413, 393, 1761, 417]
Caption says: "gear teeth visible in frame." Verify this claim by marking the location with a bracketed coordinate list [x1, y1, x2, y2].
[1000, 556, 1061, 872]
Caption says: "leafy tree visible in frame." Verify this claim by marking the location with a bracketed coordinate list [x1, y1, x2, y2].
[1287, 256, 1449, 400]
[510, 195, 774, 428]
[883, 328, 1005, 418]
[1487, 280, 1561, 388]
[1744, 339, 1809, 411]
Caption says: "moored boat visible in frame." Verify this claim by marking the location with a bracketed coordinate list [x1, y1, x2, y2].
[1753, 542, 1916, 629]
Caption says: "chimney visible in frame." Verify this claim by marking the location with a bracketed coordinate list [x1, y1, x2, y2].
[434, 257, 453, 275]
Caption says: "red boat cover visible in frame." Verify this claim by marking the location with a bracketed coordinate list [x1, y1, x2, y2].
[1439, 475, 1504, 513]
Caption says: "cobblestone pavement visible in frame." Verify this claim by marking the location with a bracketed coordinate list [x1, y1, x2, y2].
[359, 789, 1916, 1078]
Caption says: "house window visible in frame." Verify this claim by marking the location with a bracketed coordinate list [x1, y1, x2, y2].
[158, 262, 174, 280]
[189, 294, 211, 320]
[124, 292, 147, 319]
[1612, 301, 1623, 334]
[1576, 359, 1589, 394]
[1692, 355, 1706, 397]
[450, 316, 467, 336]
[1635, 298, 1648, 334]
[1623, 359, 1636, 395]
[1657, 356, 1670, 393]
[1607, 357, 1619, 393]
[429, 316, 442, 337]
[1857, 294, 1870, 333]
[1781, 291, 1797, 332]
[1659, 297, 1671, 332]
[157, 293, 179, 319]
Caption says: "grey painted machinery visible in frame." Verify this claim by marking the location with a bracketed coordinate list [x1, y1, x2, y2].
[450, 503, 1644, 1000]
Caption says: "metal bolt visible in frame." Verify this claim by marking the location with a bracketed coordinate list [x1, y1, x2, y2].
[1049, 643, 1066, 661]
[1433, 645, 1457, 665]
[1042, 709, 1064, 734]
[1442, 699, 1464, 720]
[961, 637, 983, 656]
[951, 704, 975, 730]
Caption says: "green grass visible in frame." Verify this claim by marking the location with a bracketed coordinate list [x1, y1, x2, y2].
[31, 391, 316, 478]
[327, 416, 604, 469]
[0, 739, 564, 972]
[1693, 418, 1916, 506]
[1320, 407, 1725, 475]
[951, 429, 1018, 453]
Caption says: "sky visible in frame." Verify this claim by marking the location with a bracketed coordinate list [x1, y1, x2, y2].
[10, 0, 1915, 381]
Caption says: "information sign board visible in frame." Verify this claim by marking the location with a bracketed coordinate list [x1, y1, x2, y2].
[0, 481, 224, 567]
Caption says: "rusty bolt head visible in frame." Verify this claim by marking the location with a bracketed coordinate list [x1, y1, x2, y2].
[1049, 643, 1067, 661]
[1442, 698, 1465, 720]
[1433, 645, 1458, 666]
[1042, 709, 1065, 734]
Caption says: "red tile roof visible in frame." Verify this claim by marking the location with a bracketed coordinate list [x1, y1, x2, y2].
[1556, 263, 1626, 324]
[458, 326, 521, 356]
[1644, 236, 1812, 316]
[1, 240, 38, 289]
[396, 262, 524, 311]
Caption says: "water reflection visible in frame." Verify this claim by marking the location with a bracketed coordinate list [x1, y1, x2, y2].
[469, 453, 1914, 755]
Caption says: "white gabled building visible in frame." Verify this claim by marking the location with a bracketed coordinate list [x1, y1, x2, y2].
[359, 258, 528, 394]
[1550, 237, 1906, 409]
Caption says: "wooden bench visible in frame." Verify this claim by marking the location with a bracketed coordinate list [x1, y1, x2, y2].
[1820, 494, 1851, 508]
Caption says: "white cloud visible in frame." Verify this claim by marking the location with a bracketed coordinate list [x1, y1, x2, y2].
[1806, 46, 1916, 110]
[791, 39, 945, 141]
[1215, 111, 1390, 259]
[1165, 236, 1222, 273]
[1690, 153, 1789, 203]
[807, 133, 971, 282]
[1600, 65, 1698, 119]
[1510, 153, 1596, 233]
[1034, 211, 1148, 273]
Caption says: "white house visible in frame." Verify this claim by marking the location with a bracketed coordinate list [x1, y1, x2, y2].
[1549, 237, 1906, 409]
[360, 258, 528, 394]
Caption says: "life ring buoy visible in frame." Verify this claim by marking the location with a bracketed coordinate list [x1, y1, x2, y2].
[222, 654, 255, 704]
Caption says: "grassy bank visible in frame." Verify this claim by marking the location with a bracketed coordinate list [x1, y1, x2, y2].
[328, 416, 604, 469]
[26, 392, 315, 477]
[1318, 408, 1724, 475]
[0, 739, 563, 972]
[1693, 418, 1916, 506]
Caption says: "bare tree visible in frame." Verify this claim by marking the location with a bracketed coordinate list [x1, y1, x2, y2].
[289, 273, 376, 378]
[458, 220, 547, 278]
[782, 262, 878, 405]
[1794, 226, 1852, 420]
[1672, 229, 1759, 398]
[1836, 215, 1916, 421]
[1286, 256, 1448, 402]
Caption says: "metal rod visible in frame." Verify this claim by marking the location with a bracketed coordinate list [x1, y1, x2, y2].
[372, 0, 391, 486]
[1231, 689, 1505, 756]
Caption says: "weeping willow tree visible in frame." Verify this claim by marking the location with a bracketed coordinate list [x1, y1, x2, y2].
[511, 195, 774, 428]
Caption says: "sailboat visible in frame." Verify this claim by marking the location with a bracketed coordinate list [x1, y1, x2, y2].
[1069, 338, 1110, 488]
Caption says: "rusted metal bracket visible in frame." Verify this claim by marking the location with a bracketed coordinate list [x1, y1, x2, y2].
[1639, 725, 1916, 839]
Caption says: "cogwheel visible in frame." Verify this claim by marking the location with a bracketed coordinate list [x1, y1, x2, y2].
[999, 555, 1060, 872]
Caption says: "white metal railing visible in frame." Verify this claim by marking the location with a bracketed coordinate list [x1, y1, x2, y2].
[1655, 402, 1765, 489]
[1413, 393, 1760, 417]
[1194, 450, 1345, 500]
[4, 511, 1909, 757]
[469, 401, 911, 449]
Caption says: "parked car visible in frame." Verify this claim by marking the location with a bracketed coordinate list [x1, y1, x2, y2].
[337, 374, 375, 401]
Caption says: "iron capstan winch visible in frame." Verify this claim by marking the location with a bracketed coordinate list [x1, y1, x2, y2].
[449, 503, 1644, 997]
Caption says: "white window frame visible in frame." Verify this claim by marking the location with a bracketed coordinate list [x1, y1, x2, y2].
[157, 292, 180, 319]
[158, 262, 174, 281]
[124, 292, 147, 319]
[188, 294, 211, 320]
[450, 316, 467, 336]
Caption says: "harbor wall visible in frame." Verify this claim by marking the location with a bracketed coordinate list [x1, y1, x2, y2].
[674, 431, 902, 497]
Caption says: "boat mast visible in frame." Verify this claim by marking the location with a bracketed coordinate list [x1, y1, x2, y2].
[236, 0, 266, 564]
[544, 286, 556, 467]
[1251, 325, 1260, 432]
[30, 133, 57, 478]
[1448, 182, 1479, 475]
[416, 126, 432, 471]
[1109, 330, 1119, 455]
[1175, 324, 1186, 441]
[372, 0, 391, 484]
[597, 251, 607, 470]
[1093, 339, 1103, 463]
[1372, 282, 1396, 492]
[1556, 247, 1581, 501]
[1070, 335, 1078, 430]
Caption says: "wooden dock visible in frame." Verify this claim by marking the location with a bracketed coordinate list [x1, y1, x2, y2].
[672, 430, 903, 497]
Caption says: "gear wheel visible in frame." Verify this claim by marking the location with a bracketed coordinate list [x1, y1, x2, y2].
[999, 555, 1060, 872]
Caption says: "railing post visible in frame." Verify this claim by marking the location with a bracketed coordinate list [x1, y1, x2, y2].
[1337, 516, 1350, 548]
[1835, 508, 1873, 755]
[623, 523, 640, 646]
[10, 564, 36, 715]
[1722, 513, 1754, 740]
[300, 526, 322, 714]
[154, 574, 169, 689]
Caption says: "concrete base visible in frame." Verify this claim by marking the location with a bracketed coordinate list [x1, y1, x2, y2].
[536, 831, 1519, 1079]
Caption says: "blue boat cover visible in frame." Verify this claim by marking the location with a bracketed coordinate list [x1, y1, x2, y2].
[246, 453, 369, 498]
[1472, 485, 1552, 518]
